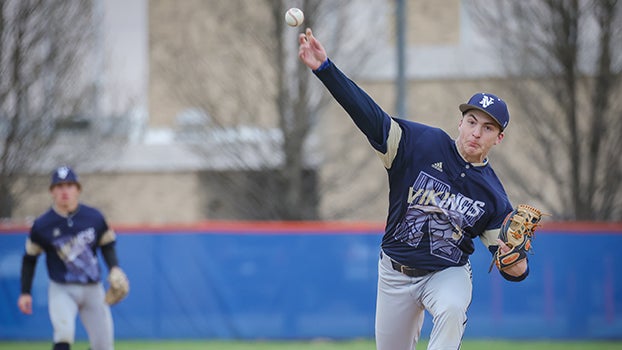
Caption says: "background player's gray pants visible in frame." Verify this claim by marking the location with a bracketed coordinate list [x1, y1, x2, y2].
[375, 252, 472, 350]
[49, 281, 114, 350]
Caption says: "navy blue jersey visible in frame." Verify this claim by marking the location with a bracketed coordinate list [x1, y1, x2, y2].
[315, 59, 513, 270]
[29, 204, 110, 284]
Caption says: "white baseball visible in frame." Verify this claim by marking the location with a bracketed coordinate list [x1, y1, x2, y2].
[285, 8, 304, 27]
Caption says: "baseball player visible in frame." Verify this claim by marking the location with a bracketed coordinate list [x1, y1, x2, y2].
[298, 28, 530, 350]
[17, 166, 126, 350]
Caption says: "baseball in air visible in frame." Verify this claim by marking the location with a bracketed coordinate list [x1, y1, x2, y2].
[285, 8, 304, 27]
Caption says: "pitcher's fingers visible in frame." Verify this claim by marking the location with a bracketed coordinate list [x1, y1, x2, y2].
[306, 28, 318, 46]
[299, 32, 308, 44]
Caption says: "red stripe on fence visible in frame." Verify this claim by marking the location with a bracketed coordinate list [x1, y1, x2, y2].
[0, 220, 386, 234]
[1, 220, 620, 234]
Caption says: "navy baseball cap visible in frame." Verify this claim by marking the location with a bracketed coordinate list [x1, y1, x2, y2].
[459, 92, 510, 131]
[50, 166, 81, 189]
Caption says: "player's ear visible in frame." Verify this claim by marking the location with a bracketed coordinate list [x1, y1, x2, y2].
[495, 131, 504, 145]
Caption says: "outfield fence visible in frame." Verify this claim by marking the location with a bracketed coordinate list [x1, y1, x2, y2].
[1, 221, 621, 340]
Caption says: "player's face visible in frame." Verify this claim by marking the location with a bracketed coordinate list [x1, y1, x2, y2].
[456, 110, 504, 163]
[50, 182, 80, 213]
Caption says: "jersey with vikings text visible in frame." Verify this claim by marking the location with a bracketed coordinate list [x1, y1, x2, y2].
[315, 59, 513, 270]
[29, 204, 110, 284]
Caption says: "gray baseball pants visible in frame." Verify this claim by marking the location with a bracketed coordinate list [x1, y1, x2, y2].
[375, 251, 472, 350]
[49, 281, 114, 350]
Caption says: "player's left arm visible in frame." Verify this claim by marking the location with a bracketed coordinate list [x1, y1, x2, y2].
[98, 228, 130, 305]
[99, 229, 119, 269]
[482, 204, 546, 282]
[481, 228, 529, 282]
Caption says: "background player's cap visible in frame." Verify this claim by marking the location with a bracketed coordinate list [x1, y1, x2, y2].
[50, 166, 81, 189]
[459, 92, 510, 131]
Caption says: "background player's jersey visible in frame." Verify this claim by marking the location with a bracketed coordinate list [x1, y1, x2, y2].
[315, 59, 513, 271]
[29, 204, 110, 284]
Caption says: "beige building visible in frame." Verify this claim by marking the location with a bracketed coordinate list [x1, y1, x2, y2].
[11, 0, 534, 225]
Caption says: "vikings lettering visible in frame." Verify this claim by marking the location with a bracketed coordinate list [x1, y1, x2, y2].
[407, 187, 485, 226]
[54, 227, 99, 282]
[57, 228, 96, 261]
[393, 172, 488, 262]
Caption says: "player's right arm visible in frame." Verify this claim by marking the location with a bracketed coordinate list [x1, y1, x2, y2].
[298, 28, 398, 168]
[17, 238, 43, 315]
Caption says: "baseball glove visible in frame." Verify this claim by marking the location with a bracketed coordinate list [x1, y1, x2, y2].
[105, 267, 129, 305]
[489, 204, 545, 272]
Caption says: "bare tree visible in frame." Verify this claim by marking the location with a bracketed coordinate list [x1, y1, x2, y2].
[466, 0, 622, 221]
[0, 0, 130, 219]
[150, 0, 387, 220]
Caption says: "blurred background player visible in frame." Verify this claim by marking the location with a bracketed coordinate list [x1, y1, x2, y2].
[17, 166, 125, 350]
[298, 28, 529, 350]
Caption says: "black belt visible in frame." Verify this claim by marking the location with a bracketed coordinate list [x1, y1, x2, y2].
[381, 251, 433, 277]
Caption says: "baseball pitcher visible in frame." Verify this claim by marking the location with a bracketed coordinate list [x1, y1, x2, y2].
[298, 28, 544, 350]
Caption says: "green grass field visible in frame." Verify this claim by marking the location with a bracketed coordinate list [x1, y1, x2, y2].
[1, 340, 622, 350]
